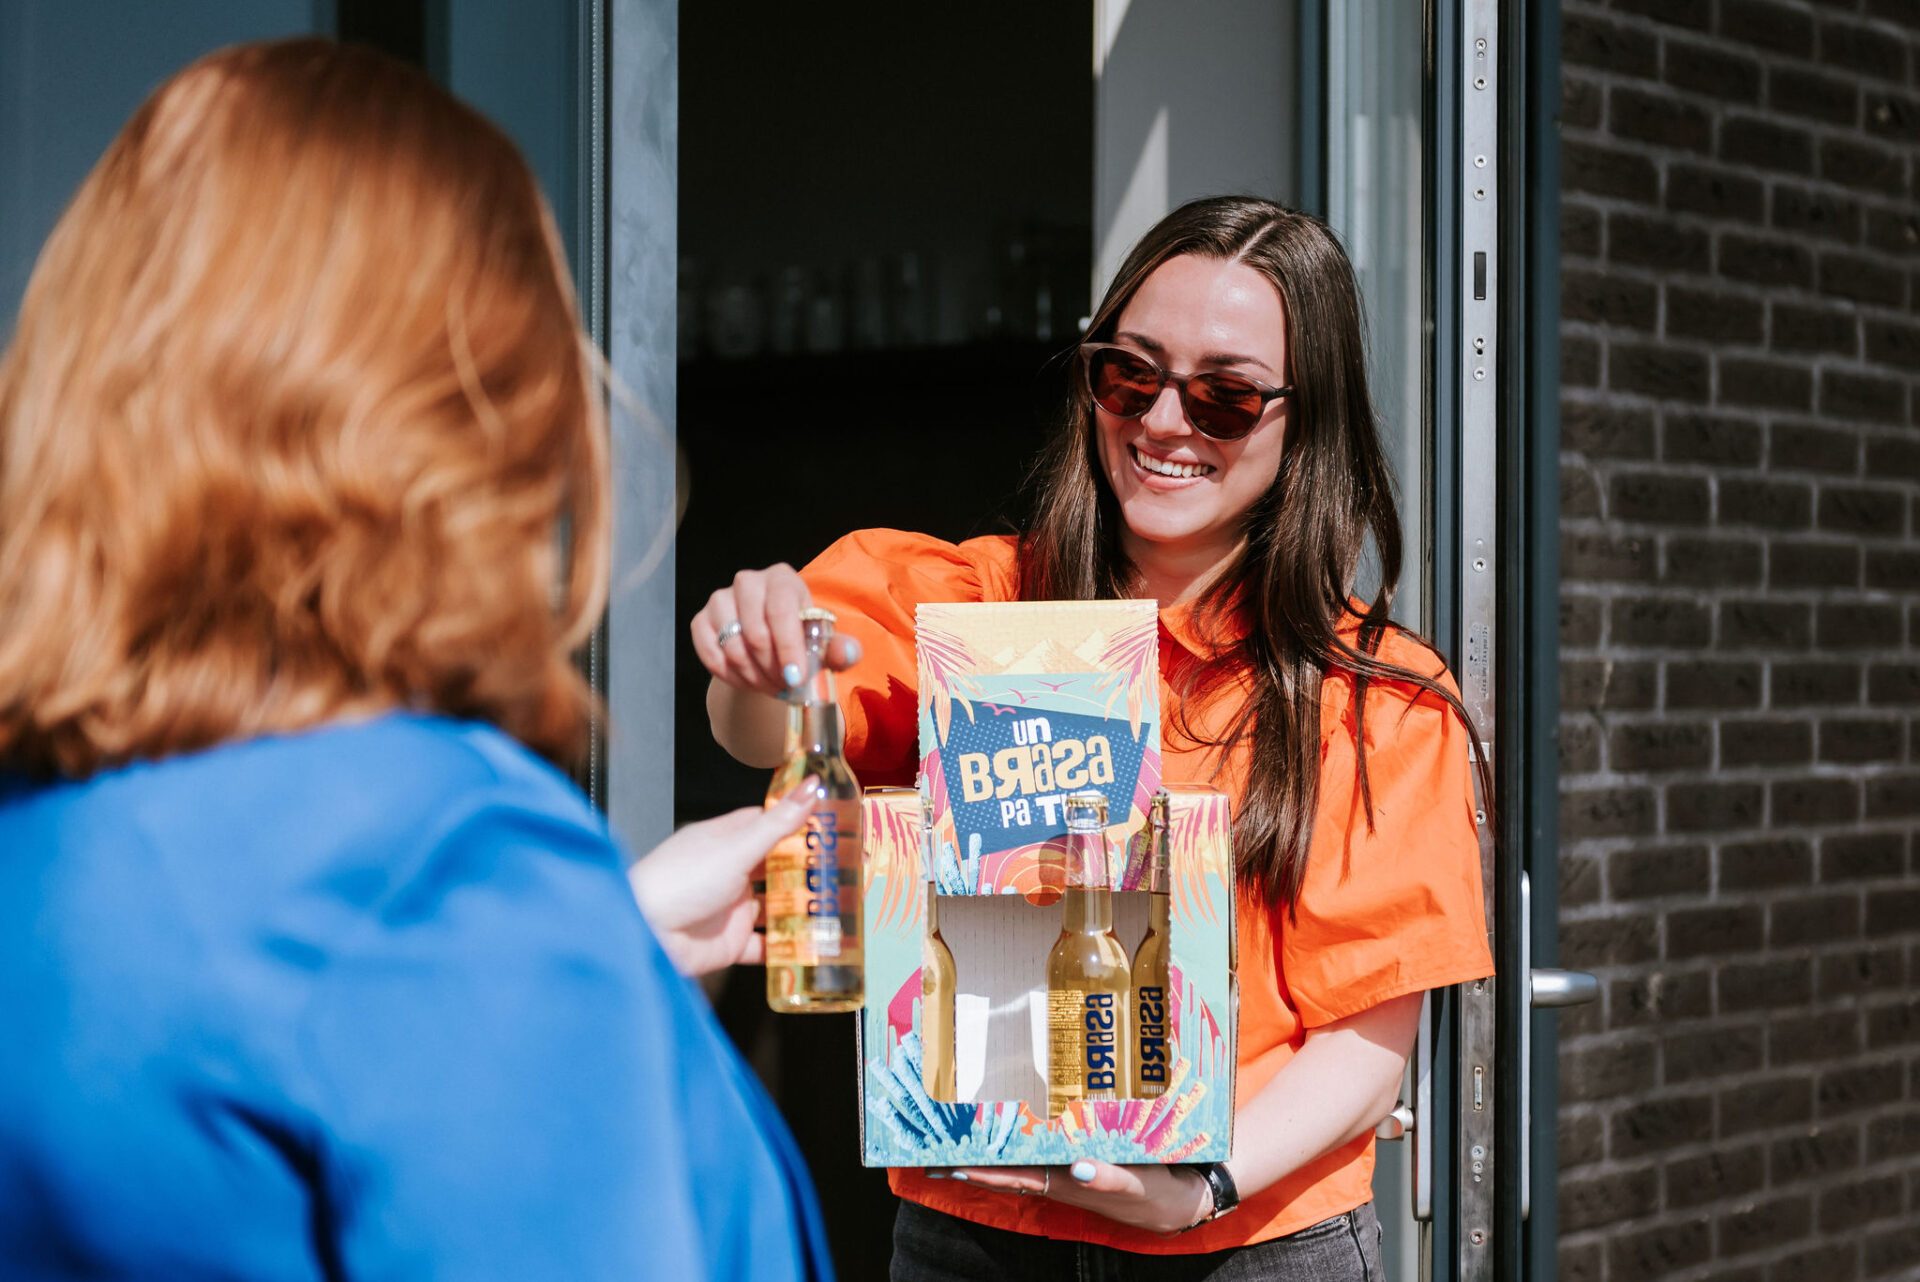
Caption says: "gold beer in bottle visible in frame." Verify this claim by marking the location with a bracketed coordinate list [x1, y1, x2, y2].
[1045, 790, 1132, 1117]
[1131, 792, 1172, 1098]
[765, 608, 863, 1013]
[919, 795, 957, 1100]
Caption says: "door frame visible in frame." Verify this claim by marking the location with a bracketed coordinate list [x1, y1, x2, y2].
[578, 0, 1569, 1271]
[1515, 0, 1565, 1277]
[1429, 0, 1564, 1275]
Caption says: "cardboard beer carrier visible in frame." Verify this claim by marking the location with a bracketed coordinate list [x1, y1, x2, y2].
[857, 599, 1238, 1167]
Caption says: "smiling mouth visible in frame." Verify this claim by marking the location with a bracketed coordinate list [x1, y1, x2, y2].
[1130, 445, 1216, 479]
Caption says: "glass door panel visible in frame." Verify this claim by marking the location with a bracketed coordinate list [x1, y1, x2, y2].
[1326, 5, 1431, 1277]
[1093, 0, 1301, 301]
[1328, 0, 1429, 636]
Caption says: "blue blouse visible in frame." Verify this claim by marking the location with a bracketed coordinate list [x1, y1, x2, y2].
[0, 714, 831, 1281]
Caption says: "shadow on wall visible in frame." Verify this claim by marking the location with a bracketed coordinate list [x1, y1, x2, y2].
[0, 0, 317, 321]
[1093, 0, 1300, 295]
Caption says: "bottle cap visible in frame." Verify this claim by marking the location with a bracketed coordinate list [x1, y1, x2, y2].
[796, 607, 837, 674]
[1063, 789, 1108, 831]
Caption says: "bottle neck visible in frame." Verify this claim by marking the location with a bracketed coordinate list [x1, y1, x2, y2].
[781, 700, 804, 755]
[1062, 885, 1113, 933]
[925, 880, 942, 932]
[1063, 826, 1111, 932]
[802, 655, 836, 706]
[1146, 888, 1170, 932]
[1144, 810, 1171, 894]
[797, 696, 844, 756]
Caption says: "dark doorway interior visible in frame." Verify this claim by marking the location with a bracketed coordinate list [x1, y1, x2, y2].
[677, 5, 1093, 1277]
[333, 0, 431, 68]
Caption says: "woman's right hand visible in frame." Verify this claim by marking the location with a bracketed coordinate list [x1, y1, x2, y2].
[629, 777, 822, 976]
[691, 564, 860, 697]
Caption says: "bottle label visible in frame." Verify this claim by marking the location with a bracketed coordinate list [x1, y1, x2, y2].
[766, 799, 862, 967]
[1048, 989, 1121, 1101]
[1135, 984, 1168, 1088]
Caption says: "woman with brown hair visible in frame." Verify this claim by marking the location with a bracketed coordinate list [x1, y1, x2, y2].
[698, 196, 1494, 1278]
[0, 39, 828, 1280]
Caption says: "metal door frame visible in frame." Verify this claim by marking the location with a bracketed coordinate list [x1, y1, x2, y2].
[1429, 0, 1569, 1276]
[1429, 0, 1504, 1274]
[601, 0, 678, 855]
[1433, 0, 1570, 1277]
[578, 0, 1574, 1270]
[1517, 2, 1566, 1278]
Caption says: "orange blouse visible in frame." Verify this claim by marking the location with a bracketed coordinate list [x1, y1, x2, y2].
[802, 529, 1493, 1253]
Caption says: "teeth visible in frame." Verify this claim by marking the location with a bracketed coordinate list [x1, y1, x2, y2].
[1132, 446, 1213, 479]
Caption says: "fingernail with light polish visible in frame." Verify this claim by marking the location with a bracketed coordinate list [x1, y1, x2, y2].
[841, 638, 862, 665]
[781, 662, 803, 688]
[1070, 1161, 1096, 1183]
[951, 1172, 970, 1182]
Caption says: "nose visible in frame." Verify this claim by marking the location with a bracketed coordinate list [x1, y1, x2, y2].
[1138, 383, 1192, 438]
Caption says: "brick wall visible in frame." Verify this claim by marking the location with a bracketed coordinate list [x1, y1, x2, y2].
[1554, 2, 1920, 1279]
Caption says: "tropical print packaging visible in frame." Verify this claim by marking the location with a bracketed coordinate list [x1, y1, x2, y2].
[856, 601, 1237, 1168]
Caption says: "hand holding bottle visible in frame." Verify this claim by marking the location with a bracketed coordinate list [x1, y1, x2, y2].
[692, 563, 861, 697]
[629, 778, 822, 977]
[762, 608, 865, 1013]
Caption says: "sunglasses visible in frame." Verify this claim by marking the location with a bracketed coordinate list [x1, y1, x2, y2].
[1079, 343, 1293, 442]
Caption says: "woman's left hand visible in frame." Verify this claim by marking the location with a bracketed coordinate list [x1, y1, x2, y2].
[934, 1159, 1212, 1236]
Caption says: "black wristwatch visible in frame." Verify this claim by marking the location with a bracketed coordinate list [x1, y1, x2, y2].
[1182, 1163, 1240, 1229]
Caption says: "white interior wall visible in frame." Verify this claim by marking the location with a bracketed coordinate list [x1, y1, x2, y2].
[1091, 0, 1300, 311]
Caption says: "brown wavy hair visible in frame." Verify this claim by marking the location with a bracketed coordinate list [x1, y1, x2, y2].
[1019, 196, 1488, 910]
[0, 38, 608, 777]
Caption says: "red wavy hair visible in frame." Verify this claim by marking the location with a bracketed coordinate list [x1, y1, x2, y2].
[0, 38, 608, 776]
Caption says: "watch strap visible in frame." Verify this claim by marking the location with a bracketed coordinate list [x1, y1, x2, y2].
[1182, 1162, 1240, 1229]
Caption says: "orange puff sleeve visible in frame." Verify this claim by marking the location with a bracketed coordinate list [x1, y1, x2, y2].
[798, 529, 1018, 787]
[1281, 633, 1494, 1028]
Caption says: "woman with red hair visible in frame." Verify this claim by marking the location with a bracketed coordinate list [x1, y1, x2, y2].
[0, 38, 828, 1280]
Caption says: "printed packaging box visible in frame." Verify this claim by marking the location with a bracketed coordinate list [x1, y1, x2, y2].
[857, 600, 1237, 1168]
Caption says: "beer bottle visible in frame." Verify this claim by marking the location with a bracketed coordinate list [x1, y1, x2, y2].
[919, 795, 957, 1100]
[765, 608, 864, 1013]
[1131, 792, 1172, 1098]
[1045, 789, 1132, 1117]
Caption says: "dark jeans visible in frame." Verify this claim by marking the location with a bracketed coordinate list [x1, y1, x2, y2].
[891, 1199, 1384, 1282]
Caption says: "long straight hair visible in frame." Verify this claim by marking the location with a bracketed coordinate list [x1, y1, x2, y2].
[1018, 196, 1488, 911]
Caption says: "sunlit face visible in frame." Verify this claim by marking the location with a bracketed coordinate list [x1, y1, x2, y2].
[1094, 254, 1290, 574]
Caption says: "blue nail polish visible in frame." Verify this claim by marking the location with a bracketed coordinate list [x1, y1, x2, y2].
[781, 662, 803, 688]
[951, 1172, 970, 1182]
[1070, 1160, 1096, 1183]
[924, 1172, 947, 1180]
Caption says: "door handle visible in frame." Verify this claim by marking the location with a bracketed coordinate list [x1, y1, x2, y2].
[1373, 992, 1433, 1223]
[1531, 969, 1599, 1008]
[1375, 1103, 1415, 1140]
[1521, 871, 1597, 1220]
